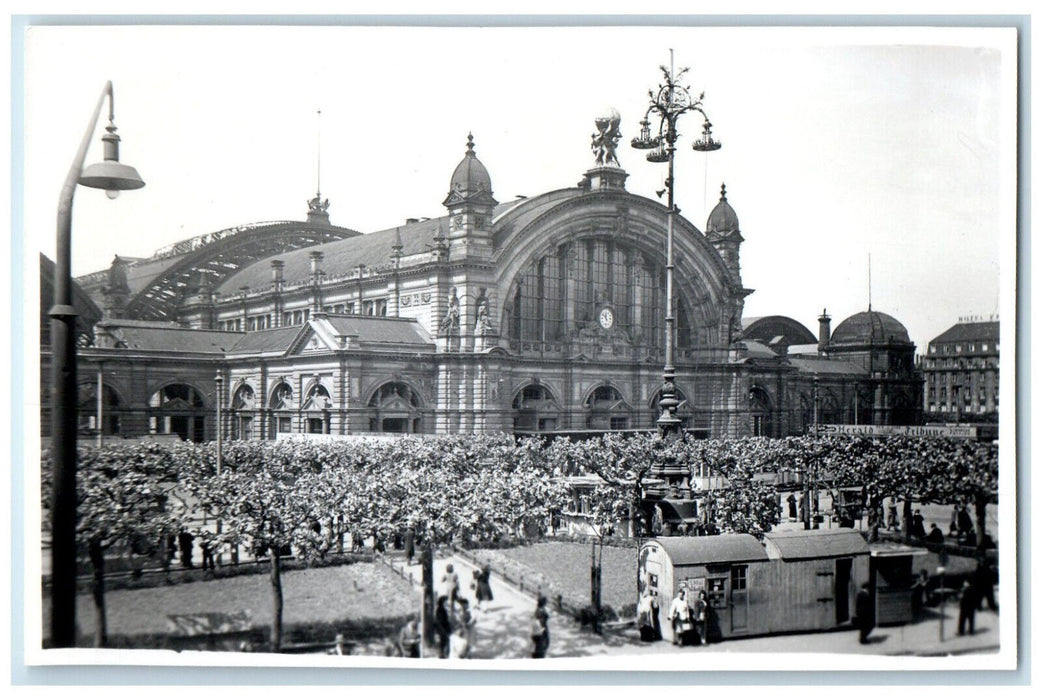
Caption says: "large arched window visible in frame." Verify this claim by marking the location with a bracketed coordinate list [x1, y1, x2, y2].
[269, 381, 294, 436]
[511, 384, 561, 432]
[367, 381, 423, 433]
[649, 386, 692, 429]
[232, 384, 256, 440]
[77, 381, 122, 437]
[749, 385, 773, 437]
[302, 382, 332, 434]
[585, 384, 631, 430]
[510, 239, 666, 348]
[148, 383, 207, 442]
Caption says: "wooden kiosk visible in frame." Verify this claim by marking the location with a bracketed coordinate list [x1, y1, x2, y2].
[639, 528, 872, 642]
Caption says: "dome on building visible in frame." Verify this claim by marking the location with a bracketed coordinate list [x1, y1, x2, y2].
[831, 310, 911, 346]
[706, 183, 739, 234]
[446, 132, 493, 200]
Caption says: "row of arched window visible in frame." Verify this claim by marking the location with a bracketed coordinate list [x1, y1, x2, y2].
[508, 238, 695, 347]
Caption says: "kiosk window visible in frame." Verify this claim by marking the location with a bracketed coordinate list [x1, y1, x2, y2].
[731, 565, 748, 591]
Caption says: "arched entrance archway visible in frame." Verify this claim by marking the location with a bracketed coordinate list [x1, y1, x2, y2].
[77, 381, 123, 438]
[148, 383, 207, 442]
[749, 385, 773, 437]
[302, 381, 332, 434]
[232, 384, 256, 439]
[585, 384, 631, 430]
[367, 381, 423, 433]
[269, 381, 295, 437]
[511, 383, 561, 432]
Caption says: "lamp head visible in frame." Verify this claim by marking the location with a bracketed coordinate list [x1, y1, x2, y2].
[78, 122, 145, 194]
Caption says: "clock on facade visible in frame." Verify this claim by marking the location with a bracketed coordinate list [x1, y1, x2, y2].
[598, 306, 615, 330]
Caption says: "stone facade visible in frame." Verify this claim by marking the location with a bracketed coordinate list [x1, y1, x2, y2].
[44, 130, 923, 442]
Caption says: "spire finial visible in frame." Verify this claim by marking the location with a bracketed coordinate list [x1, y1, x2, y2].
[316, 108, 322, 198]
[466, 132, 475, 154]
[720, 182, 727, 200]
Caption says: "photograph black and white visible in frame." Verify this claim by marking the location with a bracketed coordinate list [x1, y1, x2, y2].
[15, 19, 1019, 678]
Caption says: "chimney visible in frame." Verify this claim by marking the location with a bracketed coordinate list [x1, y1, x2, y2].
[818, 308, 831, 355]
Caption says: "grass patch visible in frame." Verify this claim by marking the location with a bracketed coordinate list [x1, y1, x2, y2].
[44, 561, 420, 650]
[473, 541, 638, 619]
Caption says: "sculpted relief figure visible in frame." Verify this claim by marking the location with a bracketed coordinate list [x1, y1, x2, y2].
[442, 287, 461, 335]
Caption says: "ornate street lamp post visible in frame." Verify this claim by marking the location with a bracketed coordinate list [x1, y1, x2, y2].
[50, 81, 144, 647]
[632, 51, 720, 441]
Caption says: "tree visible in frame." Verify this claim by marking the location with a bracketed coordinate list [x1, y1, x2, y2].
[176, 440, 345, 651]
[41, 442, 186, 647]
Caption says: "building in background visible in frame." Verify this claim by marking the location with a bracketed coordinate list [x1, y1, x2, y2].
[920, 318, 1000, 423]
[40, 120, 924, 443]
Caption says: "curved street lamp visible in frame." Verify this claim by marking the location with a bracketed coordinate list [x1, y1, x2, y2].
[50, 81, 144, 647]
[631, 51, 721, 440]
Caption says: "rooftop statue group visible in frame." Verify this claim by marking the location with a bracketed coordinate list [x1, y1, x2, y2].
[591, 109, 622, 167]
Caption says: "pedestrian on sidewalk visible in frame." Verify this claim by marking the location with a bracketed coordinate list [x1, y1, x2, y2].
[405, 526, 416, 565]
[434, 595, 452, 658]
[912, 509, 926, 540]
[474, 564, 494, 612]
[695, 589, 710, 645]
[442, 564, 461, 610]
[449, 625, 470, 658]
[958, 580, 979, 636]
[457, 599, 477, 657]
[787, 493, 797, 521]
[531, 595, 550, 658]
[178, 531, 194, 569]
[668, 588, 694, 646]
[972, 557, 998, 612]
[637, 588, 658, 642]
[855, 582, 873, 644]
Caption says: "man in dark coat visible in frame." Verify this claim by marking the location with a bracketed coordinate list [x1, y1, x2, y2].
[911, 510, 927, 540]
[971, 558, 998, 612]
[855, 582, 873, 644]
[958, 580, 979, 635]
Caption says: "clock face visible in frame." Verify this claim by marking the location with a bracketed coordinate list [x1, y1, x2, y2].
[598, 307, 615, 329]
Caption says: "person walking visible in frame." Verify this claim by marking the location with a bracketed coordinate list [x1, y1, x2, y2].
[668, 588, 694, 646]
[912, 509, 927, 540]
[637, 588, 658, 642]
[958, 580, 979, 636]
[855, 582, 873, 644]
[911, 569, 929, 619]
[442, 563, 461, 611]
[530, 595, 550, 658]
[971, 557, 998, 612]
[404, 526, 416, 565]
[434, 595, 452, 658]
[787, 493, 798, 521]
[474, 564, 494, 612]
[457, 598, 477, 657]
[695, 589, 711, 645]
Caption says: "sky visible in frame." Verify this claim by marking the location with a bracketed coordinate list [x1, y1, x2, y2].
[21, 24, 1016, 355]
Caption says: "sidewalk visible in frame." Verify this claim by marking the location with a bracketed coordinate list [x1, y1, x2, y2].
[385, 550, 1000, 659]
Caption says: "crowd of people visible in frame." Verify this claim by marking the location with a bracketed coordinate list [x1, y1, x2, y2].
[419, 563, 498, 659]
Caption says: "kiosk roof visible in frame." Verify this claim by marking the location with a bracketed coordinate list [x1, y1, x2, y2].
[651, 535, 769, 566]
[762, 528, 869, 560]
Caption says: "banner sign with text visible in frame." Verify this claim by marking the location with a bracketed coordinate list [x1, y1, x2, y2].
[815, 424, 977, 439]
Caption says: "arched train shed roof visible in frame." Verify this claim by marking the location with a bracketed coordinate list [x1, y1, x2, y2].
[112, 221, 363, 321]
